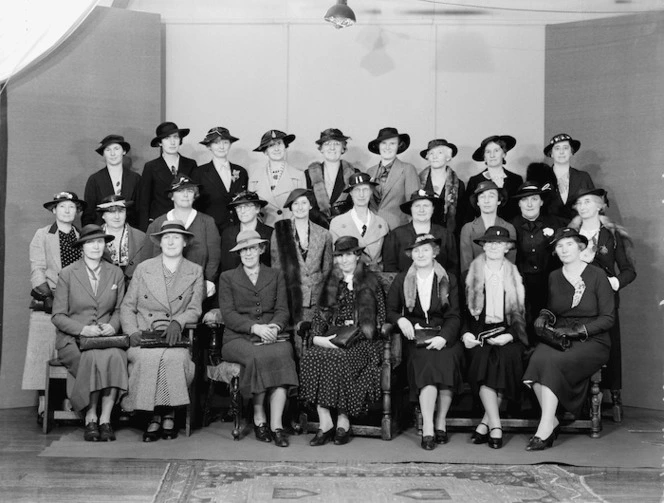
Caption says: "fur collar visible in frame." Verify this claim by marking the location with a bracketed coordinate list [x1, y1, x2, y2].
[274, 219, 303, 322]
[568, 215, 635, 264]
[403, 262, 449, 312]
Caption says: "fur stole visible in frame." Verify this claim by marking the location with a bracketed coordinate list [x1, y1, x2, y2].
[443, 166, 460, 219]
[568, 215, 635, 266]
[274, 219, 303, 322]
[307, 160, 355, 217]
[403, 262, 449, 313]
[318, 260, 380, 340]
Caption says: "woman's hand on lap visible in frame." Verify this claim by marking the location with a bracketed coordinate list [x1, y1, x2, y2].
[313, 335, 339, 349]
[426, 336, 447, 351]
[80, 325, 102, 337]
[462, 332, 481, 349]
[398, 317, 415, 340]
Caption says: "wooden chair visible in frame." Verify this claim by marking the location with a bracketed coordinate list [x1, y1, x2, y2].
[42, 359, 81, 433]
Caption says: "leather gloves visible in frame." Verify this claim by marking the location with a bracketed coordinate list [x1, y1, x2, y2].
[164, 320, 182, 346]
[130, 332, 143, 347]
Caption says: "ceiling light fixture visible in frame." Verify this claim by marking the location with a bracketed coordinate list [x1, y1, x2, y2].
[324, 0, 356, 29]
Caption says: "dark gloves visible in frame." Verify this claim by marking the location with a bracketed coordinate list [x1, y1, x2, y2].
[565, 323, 588, 341]
[534, 309, 556, 336]
[130, 332, 143, 347]
[30, 282, 54, 313]
[164, 320, 182, 346]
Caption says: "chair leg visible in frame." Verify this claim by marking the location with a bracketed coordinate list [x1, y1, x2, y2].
[185, 404, 192, 437]
[299, 410, 309, 435]
[380, 340, 392, 440]
[43, 363, 51, 434]
[203, 379, 216, 427]
[590, 374, 603, 438]
[611, 389, 623, 423]
[230, 375, 242, 440]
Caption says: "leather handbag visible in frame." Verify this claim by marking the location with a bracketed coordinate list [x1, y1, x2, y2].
[324, 325, 362, 349]
[139, 320, 191, 348]
[79, 334, 130, 351]
[413, 327, 441, 348]
[476, 326, 505, 347]
[537, 324, 571, 351]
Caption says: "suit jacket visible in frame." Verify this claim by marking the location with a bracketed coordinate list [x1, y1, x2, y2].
[526, 165, 595, 223]
[382, 222, 458, 275]
[459, 216, 517, 276]
[120, 255, 204, 333]
[218, 265, 290, 345]
[138, 155, 198, 231]
[366, 158, 420, 231]
[464, 169, 524, 224]
[305, 160, 359, 228]
[329, 210, 389, 271]
[82, 167, 142, 227]
[51, 259, 125, 350]
[511, 214, 563, 278]
[419, 166, 466, 235]
[248, 162, 306, 227]
[220, 222, 273, 272]
[101, 224, 146, 280]
[192, 161, 248, 233]
[30, 223, 80, 290]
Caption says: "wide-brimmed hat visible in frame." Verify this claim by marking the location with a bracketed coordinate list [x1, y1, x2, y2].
[368, 127, 410, 155]
[543, 133, 581, 157]
[167, 176, 200, 194]
[399, 189, 442, 215]
[150, 121, 190, 148]
[343, 172, 379, 193]
[472, 135, 517, 162]
[95, 134, 131, 155]
[405, 233, 442, 251]
[333, 236, 365, 256]
[226, 190, 268, 210]
[549, 227, 589, 247]
[569, 187, 609, 207]
[473, 226, 515, 246]
[470, 180, 507, 210]
[511, 181, 551, 200]
[283, 188, 315, 209]
[199, 126, 239, 146]
[420, 139, 458, 159]
[253, 130, 296, 152]
[96, 194, 133, 213]
[229, 230, 268, 253]
[315, 128, 351, 146]
[43, 191, 86, 212]
[74, 224, 114, 247]
[149, 220, 194, 245]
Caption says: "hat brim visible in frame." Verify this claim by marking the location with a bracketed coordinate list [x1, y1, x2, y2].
[399, 195, 443, 215]
[166, 182, 200, 194]
[549, 233, 589, 248]
[368, 133, 410, 155]
[229, 238, 268, 253]
[200, 135, 239, 146]
[96, 201, 134, 212]
[405, 237, 442, 251]
[44, 200, 87, 212]
[253, 134, 296, 152]
[227, 198, 268, 210]
[151, 128, 191, 148]
[473, 236, 516, 246]
[315, 134, 350, 146]
[149, 228, 195, 246]
[568, 188, 608, 207]
[95, 141, 131, 156]
[511, 189, 548, 200]
[419, 143, 458, 160]
[75, 233, 114, 247]
[283, 191, 315, 209]
[342, 180, 379, 193]
[472, 135, 517, 162]
[544, 138, 581, 157]
[333, 245, 365, 256]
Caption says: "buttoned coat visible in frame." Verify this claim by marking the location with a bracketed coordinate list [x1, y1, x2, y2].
[459, 216, 517, 276]
[248, 163, 306, 227]
[192, 161, 248, 233]
[329, 210, 389, 272]
[82, 167, 142, 227]
[366, 158, 420, 231]
[30, 223, 80, 290]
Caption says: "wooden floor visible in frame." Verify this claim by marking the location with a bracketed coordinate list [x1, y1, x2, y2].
[0, 406, 661, 502]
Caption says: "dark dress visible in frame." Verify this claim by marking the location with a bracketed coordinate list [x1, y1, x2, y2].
[523, 265, 614, 416]
[382, 222, 458, 275]
[387, 271, 464, 401]
[299, 280, 385, 416]
[82, 167, 142, 227]
[192, 161, 248, 233]
[464, 169, 524, 224]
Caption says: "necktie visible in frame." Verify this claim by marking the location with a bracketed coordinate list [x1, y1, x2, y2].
[170, 166, 177, 176]
[361, 224, 367, 237]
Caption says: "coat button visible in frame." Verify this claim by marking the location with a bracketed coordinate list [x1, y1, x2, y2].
[277, 210, 283, 215]
[129, 261, 134, 265]
[166, 313, 170, 318]
[178, 296, 183, 300]
[148, 313, 152, 317]
[255, 292, 259, 297]
[144, 295, 148, 299]
[256, 302, 260, 306]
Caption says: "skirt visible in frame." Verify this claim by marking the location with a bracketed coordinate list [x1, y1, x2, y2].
[466, 341, 525, 402]
[22, 311, 57, 390]
[69, 348, 128, 411]
[404, 340, 465, 402]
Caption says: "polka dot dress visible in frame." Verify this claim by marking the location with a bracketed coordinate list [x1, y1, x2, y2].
[59, 229, 81, 268]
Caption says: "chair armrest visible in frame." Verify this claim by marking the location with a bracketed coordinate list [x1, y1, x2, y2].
[380, 322, 402, 369]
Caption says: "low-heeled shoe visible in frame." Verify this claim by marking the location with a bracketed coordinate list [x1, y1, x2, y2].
[143, 421, 162, 443]
[309, 428, 335, 446]
[162, 427, 178, 440]
[272, 428, 289, 447]
[488, 427, 503, 449]
[434, 429, 448, 444]
[254, 423, 272, 443]
[525, 431, 556, 451]
[470, 424, 489, 445]
[333, 427, 352, 445]
[421, 435, 436, 450]
[99, 423, 116, 442]
[84, 421, 100, 442]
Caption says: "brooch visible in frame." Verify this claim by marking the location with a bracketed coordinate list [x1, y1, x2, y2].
[599, 245, 609, 255]
[231, 170, 240, 182]
[542, 228, 554, 237]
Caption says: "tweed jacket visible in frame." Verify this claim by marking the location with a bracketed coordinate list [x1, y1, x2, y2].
[459, 216, 517, 276]
[382, 222, 458, 275]
[526, 165, 595, 223]
[51, 259, 125, 350]
[101, 224, 146, 280]
[305, 160, 360, 228]
[82, 167, 142, 227]
[464, 169, 524, 224]
[366, 158, 420, 231]
[192, 161, 248, 233]
[138, 155, 198, 231]
[120, 256, 204, 333]
[29, 223, 81, 291]
[248, 162, 306, 227]
[220, 222, 273, 272]
[329, 210, 389, 272]
[218, 265, 290, 345]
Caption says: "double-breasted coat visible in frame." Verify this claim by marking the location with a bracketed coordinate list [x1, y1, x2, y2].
[329, 210, 389, 272]
[248, 162, 306, 227]
[82, 167, 142, 227]
[192, 161, 248, 233]
[366, 158, 420, 231]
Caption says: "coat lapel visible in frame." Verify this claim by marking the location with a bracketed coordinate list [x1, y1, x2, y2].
[303, 224, 324, 271]
[167, 260, 198, 302]
[380, 159, 403, 200]
[144, 259, 170, 310]
[71, 261, 97, 302]
[361, 213, 386, 246]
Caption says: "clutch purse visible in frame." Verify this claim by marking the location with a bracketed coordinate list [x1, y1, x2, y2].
[413, 327, 441, 348]
[537, 324, 571, 351]
[253, 333, 291, 346]
[475, 327, 506, 347]
[139, 320, 191, 348]
[79, 334, 130, 351]
[324, 325, 362, 349]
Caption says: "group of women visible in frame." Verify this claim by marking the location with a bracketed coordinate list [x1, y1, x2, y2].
[23, 124, 635, 453]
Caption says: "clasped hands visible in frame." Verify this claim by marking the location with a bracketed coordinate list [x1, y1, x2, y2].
[252, 323, 281, 344]
[80, 324, 115, 337]
[397, 318, 447, 350]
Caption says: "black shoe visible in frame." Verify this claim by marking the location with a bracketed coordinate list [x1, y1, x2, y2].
[142, 421, 162, 443]
[470, 422, 489, 444]
[161, 418, 178, 440]
[99, 423, 116, 442]
[84, 421, 100, 442]
[421, 435, 436, 450]
[309, 428, 335, 446]
[272, 428, 289, 447]
[434, 429, 448, 444]
[254, 423, 272, 443]
[333, 427, 352, 445]
[488, 427, 503, 449]
[525, 430, 556, 451]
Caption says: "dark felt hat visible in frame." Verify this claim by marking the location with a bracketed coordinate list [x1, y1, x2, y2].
[149, 220, 194, 246]
[419, 139, 458, 159]
[343, 172, 379, 193]
[470, 180, 507, 211]
[569, 187, 609, 207]
[226, 190, 268, 210]
[473, 226, 515, 246]
[96, 194, 133, 212]
[368, 127, 410, 155]
[549, 227, 589, 247]
[283, 188, 315, 209]
[511, 181, 551, 200]
[315, 128, 351, 145]
[43, 191, 86, 212]
[472, 135, 517, 162]
[199, 126, 239, 145]
[167, 176, 200, 194]
[253, 130, 296, 152]
[95, 134, 131, 155]
[405, 233, 442, 251]
[399, 189, 442, 215]
[74, 224, 114, 247]
[333, 236, 365, 256]
[229, 230, 268, 253]
[151, 122, 190, 148]
[543, 133, 581, 157]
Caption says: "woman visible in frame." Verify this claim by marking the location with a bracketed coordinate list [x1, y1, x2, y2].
[329, 173, 389, 272]
[219, 230, 298, 447]
[248, 129, 305, 227]
[300, 236, 385, 446]
[386, 234, 464, 450]
[462, 226, 528, 449]
[465, 135, 523, 223]
[460, 181, 516, 277]
[418, 139, 466, 234]
[121, 220, 204, 442]
[382, 189, 458, 274]
[193, 127, 248, 234]
[366, 127, 420, 231]
[568, 188, 635, 420]
[271, 188, 333, 324]
[51, 225, 127, 442]
[524, 228, 615, 450]
[23, 192, 84, 420]
[97, 195, 145, 282]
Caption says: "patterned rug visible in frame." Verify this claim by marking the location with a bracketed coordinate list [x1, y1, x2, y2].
[153, 461, 605, 502]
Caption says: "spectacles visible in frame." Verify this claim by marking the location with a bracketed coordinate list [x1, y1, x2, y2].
[239, 245, 260, 255]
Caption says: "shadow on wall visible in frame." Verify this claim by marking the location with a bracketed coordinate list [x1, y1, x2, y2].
[358, 28, 396, 77]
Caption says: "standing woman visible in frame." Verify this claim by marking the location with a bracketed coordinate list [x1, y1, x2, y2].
[462, 227, 528, 450]
[271, 189, 333, 324]
[568, 188, 635, 421]
[249, 129, 306, 227]
[121, 220, 204, 442]
[387, 234, 464, 450]
[418, 139, 466, 235]
[51, 225, 127, 442]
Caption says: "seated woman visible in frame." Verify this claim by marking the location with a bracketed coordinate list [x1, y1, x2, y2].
[120, 220, 204, 442]
[299, 236, 385, 447]
[387, 234, 464, 451]
[97, 195, 145, 282]
[523, 228, 614, 451]
[461, 226, 528, 450]
[51, 225, 127, 442]
[219, 230, 299, 447]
